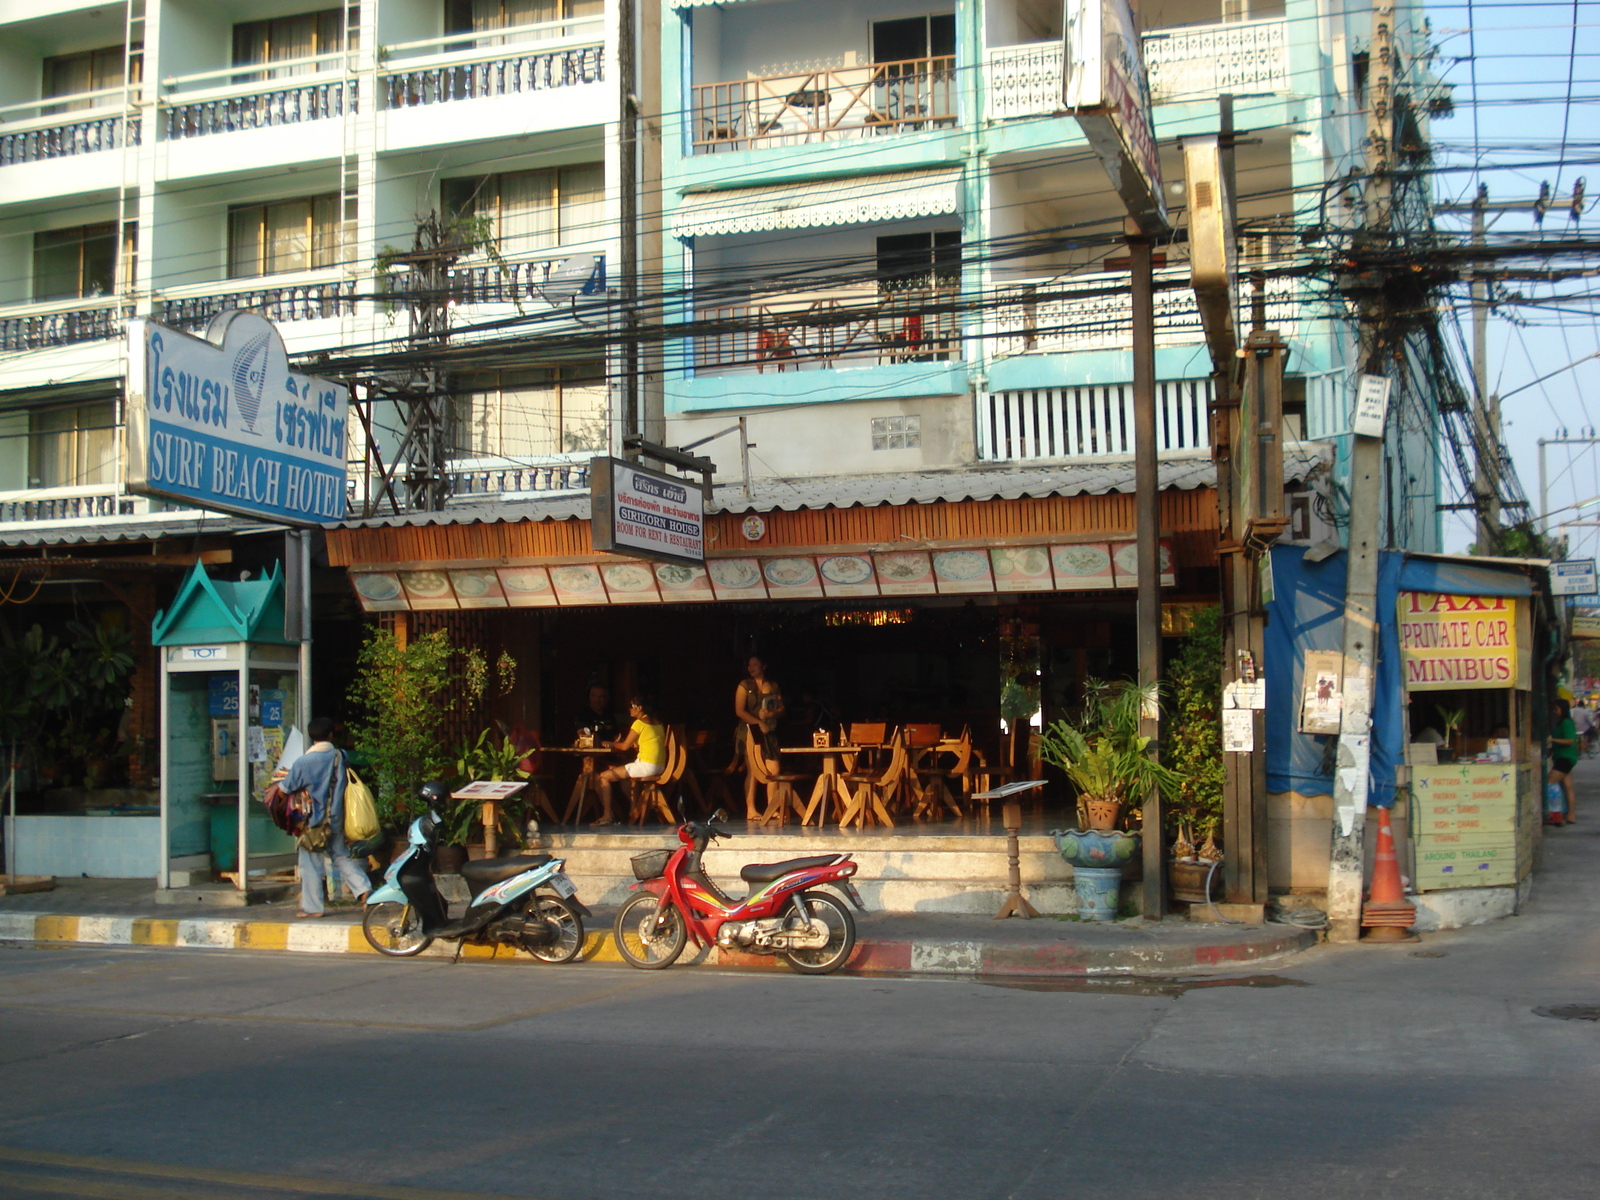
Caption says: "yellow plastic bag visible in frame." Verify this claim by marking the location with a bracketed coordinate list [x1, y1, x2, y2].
[343, 767, 380, 842]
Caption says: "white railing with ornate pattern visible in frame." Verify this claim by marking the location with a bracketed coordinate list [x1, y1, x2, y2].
[0, 296, 132, 352]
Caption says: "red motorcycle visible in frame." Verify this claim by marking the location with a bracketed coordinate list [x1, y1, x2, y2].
[614, 810, 865, 974]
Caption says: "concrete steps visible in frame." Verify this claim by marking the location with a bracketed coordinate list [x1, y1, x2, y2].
[534, 829, 1081, 915]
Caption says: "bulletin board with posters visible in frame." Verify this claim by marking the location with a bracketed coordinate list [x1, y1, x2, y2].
[1399, 592, 1537, 890]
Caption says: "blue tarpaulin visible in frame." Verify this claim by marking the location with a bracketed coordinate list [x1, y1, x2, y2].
[1264, 547, 1533, 807]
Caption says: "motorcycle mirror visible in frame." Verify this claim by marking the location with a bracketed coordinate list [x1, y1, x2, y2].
[712, 808, 728, 823]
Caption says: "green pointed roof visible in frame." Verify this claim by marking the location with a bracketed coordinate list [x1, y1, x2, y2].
[152, 561, 293, 646]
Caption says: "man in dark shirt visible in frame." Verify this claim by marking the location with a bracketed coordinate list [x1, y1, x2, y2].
[577, 685, 619, 744]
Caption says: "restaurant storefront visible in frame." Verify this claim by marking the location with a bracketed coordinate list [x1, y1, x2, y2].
[326, 454, 1328, 827]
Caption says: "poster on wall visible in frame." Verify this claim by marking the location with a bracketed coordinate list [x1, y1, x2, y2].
[1299, 649, 1345, 735]
[1397, 592, 1518, 690]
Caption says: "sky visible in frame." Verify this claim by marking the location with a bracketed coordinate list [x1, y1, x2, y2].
[1423, 1, 1600, 556]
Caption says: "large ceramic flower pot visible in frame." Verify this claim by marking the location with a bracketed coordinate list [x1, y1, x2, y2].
[1052, 828, 1141, 869]
[1168, 858, 1219, 904]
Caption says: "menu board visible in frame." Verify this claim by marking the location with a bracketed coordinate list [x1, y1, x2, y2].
[1411, 764, 1522, 890]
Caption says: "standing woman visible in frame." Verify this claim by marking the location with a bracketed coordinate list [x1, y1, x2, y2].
[1550, 698, 1580, 824]
[735, 656, 784, 818]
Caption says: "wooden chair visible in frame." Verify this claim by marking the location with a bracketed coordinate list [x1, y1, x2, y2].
[902, 724, 951, 820]
[917, 728, 973, 820]
[841, 729, 909, 829]
[674, 725, 709, 813]
[629, 730, 685, 826]
[746, 733, 808, 827]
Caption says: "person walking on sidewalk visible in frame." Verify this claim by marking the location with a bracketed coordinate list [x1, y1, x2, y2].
[282, 716, 371, 917]
[1549, 699, 1581, 824]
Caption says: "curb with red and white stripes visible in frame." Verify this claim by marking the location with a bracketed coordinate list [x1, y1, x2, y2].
[0, 910, 1316, 976]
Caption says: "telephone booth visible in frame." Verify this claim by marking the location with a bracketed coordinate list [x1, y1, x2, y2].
[153, 562, 307, 896]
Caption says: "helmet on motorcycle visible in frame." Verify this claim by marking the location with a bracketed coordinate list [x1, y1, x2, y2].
[417, 780, 451, 810]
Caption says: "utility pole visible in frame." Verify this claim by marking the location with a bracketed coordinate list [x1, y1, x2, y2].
[1326, 0, 1396, 943]
[1435, 185, 1580, 551]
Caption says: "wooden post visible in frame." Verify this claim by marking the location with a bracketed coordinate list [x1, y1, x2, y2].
[995, 802, 1041, 919]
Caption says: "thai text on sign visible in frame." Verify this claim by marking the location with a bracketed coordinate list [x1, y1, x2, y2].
[1397, 592, 1518, 690]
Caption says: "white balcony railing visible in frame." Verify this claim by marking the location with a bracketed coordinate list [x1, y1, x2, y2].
[977, 381, 1213, 462]
[985, 19, 1290, 120]
[380, 17, 606, 110]
[443, 251, 606, 306]
[696, 286, 961, 373]
[161, 54, 354, 141]
[0, 484, 153, 526]
[445, 455, 594, 498]
[157, 272, 356, 330]
[1142, 18, 1291, 104]
[0, 296, 131, 352]
[990, 265, 1298, 357]
[0, 88, 141, 166]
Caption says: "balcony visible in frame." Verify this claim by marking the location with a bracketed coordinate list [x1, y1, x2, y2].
[989, 264, 1298, 357]
[443, 252, 606, 306]
[0, 297, 132, 353]
[0, 89, 140, 167]
[984, 18, 1290, 121]
[693, 57, 956, 153]
[162, 54, 355, 142]
[0, 484, 169, 527]
[696, 286, 961, 373]
[445, 455, 593, 498]
[158, 273, 356, 331]
[380, 16, 605, 111]
[977, 381, 1213, 462]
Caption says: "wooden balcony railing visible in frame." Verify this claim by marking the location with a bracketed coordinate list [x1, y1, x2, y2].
[693, 56, 956, 153]
[696, 287, 961, 372]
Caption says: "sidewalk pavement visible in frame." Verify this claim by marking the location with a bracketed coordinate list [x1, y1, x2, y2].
[0, 878, 1315, 977]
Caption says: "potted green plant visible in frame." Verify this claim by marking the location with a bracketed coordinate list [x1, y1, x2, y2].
[1037, 679, 1179, 833]
[441, 729, 532, 864]
[1164, 605, 1226, 902]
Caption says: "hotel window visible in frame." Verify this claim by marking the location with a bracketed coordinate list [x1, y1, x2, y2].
[442, 165, 604, 256]
[32, 223, 125, 301]
[29, 401, 119, 489]
[455, 365, 607, 459]
[42, 44, 138, 113]
[233, 8, 348, 80]
[446, 0, 602, 43]
[228, 194, 340, 278]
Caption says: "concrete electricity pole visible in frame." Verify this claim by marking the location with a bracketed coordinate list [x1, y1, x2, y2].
[1326, 0, 1397, 943]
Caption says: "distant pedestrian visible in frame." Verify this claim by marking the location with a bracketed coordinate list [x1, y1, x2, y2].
[1571, 701, 1595, 754]
[1549, 699, 1580, 824]
[282, 716, 371, 917]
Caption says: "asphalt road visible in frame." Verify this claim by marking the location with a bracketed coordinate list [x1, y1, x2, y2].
[2, 828, 1599, 1200]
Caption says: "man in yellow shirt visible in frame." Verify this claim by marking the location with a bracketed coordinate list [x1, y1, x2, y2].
[592, 695, 666, 826]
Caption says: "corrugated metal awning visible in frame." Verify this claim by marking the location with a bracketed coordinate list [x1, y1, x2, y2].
[673, 170, 961, 239]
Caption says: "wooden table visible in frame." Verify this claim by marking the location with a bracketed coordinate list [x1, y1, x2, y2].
[544, 746, 616, 824]
[777, 744, 860, 827]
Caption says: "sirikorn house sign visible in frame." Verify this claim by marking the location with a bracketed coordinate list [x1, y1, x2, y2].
[125, 311, 349, 526]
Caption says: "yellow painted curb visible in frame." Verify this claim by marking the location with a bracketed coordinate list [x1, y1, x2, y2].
[347, 925, 376, 953]
[131, 919, 178, 946]
[236, 922, 289, 951]
[32, 916, 78, 944]
[583, 930, 623, 963]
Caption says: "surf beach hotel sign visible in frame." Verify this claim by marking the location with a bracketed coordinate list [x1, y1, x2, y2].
[125, 311, 349, 526]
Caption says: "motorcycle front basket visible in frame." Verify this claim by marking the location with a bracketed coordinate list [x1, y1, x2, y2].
[631, 849, 671, 881]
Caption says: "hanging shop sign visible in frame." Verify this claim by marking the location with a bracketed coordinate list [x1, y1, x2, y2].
[1570, 613, 1600, 640]
[1062, 0, 1168, 234]
[589, 457, 705, 567]
[345, 539, 1178, 612]
[125, 312, 348, 526]
[1398, 592, 1519, 690]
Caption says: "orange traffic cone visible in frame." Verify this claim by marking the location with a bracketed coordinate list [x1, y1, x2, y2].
[1362, 806, 1417, 942]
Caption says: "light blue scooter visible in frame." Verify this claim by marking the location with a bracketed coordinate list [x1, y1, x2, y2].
[363, 784, 588, 963]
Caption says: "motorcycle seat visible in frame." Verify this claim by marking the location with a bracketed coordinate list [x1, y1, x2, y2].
[739, 854, 841, 884]
[460, 854, 552, 891]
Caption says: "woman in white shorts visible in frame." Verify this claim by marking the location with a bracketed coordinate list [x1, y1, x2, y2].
[593, 695, 666, 825]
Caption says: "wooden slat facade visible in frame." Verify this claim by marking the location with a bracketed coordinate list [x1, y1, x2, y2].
[326, 489, 1222, 572]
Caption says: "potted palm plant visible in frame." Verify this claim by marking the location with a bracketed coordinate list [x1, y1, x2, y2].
[443, 729, 532, 865]
[1038, 680, 1180, 918]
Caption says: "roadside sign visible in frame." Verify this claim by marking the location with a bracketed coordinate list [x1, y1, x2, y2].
[1550, 559, 1598, 596]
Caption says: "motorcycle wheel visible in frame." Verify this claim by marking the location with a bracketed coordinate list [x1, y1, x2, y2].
[613, 893, 686, 970]
[525, 896, 585, 964]
[783, 890, 856, 975]
[362, 902, 432, 957]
